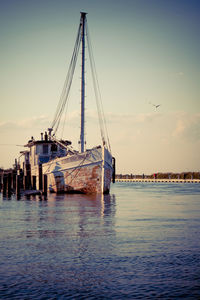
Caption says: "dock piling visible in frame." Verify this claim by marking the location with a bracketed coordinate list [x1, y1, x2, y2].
[32, 176, 36, 190]
[7, 173, 12, 196]
[39, 164, 43, 191]
[43, 174, 47, 196]
[3, 174, 7, 195]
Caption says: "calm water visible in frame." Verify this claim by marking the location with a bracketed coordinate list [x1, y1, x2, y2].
[0, 182, 200, 299]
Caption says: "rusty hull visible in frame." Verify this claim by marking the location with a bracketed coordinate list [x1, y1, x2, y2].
[43, 146, 113, 194]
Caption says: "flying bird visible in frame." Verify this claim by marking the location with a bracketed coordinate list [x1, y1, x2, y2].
[153, 104, 161, 110]
[149, 102, 161, 111]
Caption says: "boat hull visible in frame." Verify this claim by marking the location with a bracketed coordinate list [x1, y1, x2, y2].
[41, 146, 113, 194]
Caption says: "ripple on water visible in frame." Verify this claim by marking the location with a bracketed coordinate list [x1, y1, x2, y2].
[0, 185, 200, 299]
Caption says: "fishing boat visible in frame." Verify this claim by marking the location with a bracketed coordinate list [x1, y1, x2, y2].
[21, 12, 115, 194]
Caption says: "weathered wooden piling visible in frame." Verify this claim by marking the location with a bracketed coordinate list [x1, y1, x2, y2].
[25, 163, 31, 190]
[12, 170, 16, 191]
[16, 167, 21, 198]
[0, 173, 2, 192]
[23, 175, 27, 190]
[16, 175, 20, 198]
[7, 173, 12, 195]
[3, 173, 7, 195]
[43, 174, 47, 195]
[32, 176, 36, 190]
[39, 164, 43, 190]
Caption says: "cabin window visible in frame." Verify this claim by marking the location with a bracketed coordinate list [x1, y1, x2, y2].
[51, 144, 57, 152]
[43, 144, 48, 154]
[60, 148, 65, 155]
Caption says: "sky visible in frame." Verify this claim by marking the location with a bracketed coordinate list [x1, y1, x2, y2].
[0, 0, 200, 174]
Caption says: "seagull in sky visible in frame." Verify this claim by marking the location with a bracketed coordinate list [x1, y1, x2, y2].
[149, 102, 161, 111]
[153, 104, 161, 110]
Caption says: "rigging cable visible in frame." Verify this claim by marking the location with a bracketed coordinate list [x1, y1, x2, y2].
[51, 15, 111, 154]
[60, 94, 70, 139]
[85, 21, 111, 153]
[51, 23, 82, 134]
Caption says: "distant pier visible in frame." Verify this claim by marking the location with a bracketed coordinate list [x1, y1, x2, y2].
[116, 178, 200, 184]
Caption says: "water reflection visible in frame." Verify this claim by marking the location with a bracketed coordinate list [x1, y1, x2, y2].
[1, 184, 200, 299]
[1, 193, 117, 241]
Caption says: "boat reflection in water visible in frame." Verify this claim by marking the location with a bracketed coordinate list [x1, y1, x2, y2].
[21, 193, 116, 241]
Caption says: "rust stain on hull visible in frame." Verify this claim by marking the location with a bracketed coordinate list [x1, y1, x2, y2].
[49, 163, 112, 194]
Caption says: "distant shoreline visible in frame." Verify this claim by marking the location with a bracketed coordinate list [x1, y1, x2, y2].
[116, 172, 200, 180]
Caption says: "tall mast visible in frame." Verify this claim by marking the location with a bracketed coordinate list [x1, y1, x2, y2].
[80, 12, 87, 153]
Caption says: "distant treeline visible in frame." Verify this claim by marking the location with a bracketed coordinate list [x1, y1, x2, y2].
[116, 172, 200, 180]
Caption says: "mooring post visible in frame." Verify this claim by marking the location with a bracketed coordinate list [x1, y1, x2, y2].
[0, 173, 2, 192]
[24, 164, 31, 190]
[16, 168, 21, 198]
[23, 175, 26, 190]
[7, 173, 12, 196]
[28, 165, 31, 189]
[32, 176, 36, 190]
[16, 176, 21, 199]
[3, 174, 7, 195]
[43, 174, 47, 196]
[39, 164, 43, 191]
[12, 170, 16, 191]
[25, 163, 31, 190]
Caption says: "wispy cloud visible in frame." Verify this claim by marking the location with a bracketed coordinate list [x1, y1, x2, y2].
[106, 111, 162, 125]
[0, 115, 50, 131]
[172, 112, 200, 141]
[1, 111, 199, 144]
[0, 110, 199, 172]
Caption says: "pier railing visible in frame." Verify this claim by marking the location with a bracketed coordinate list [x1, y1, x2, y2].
[116, 178, 200, 183]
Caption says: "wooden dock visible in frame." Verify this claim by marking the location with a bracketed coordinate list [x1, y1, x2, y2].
[116, 178, 200, 184]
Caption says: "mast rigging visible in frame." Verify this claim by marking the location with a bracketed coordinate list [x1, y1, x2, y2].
[50, 12, 111, 153]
